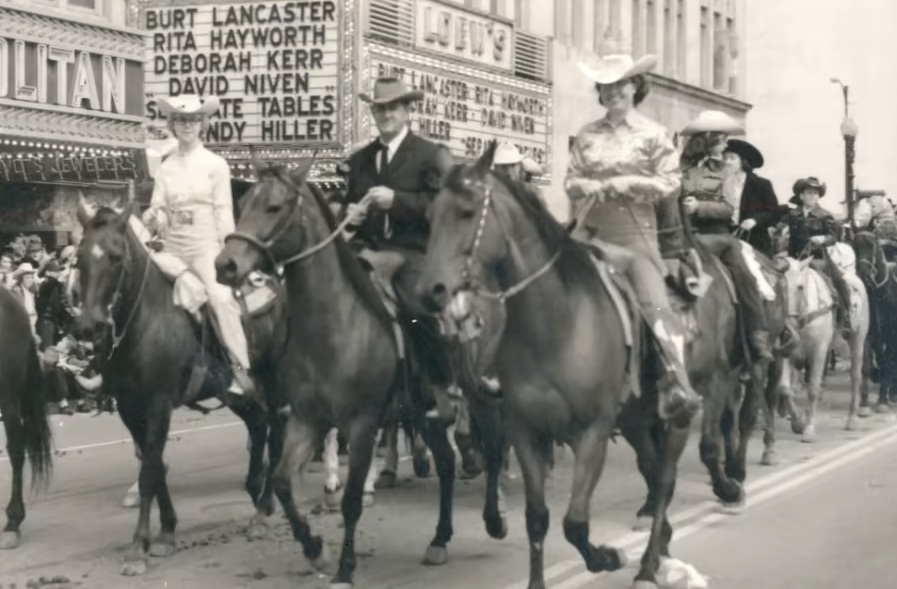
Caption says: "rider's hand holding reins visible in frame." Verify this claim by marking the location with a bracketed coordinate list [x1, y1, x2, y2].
[739, 218, 757, 231]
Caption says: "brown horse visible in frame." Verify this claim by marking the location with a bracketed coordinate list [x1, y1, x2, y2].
[0, 285, 53, 551]
[214, 163, 506, 588]
[74, 203, 286, 576]
[417, 143, 756, 589]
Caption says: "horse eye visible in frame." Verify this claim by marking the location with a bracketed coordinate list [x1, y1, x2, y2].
[266, 204, 283, 214]
[460, 209, 476, 220]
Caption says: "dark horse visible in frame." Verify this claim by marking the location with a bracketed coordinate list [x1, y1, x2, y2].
[851, 231, 897, 411]
[417, 143, 759, 589]
[74, 200, 285, 576]
[0, 285, 53, 550]
[214, 162, 506, 588]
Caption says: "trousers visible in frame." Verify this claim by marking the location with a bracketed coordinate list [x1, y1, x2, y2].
[189, 251, 251, 370]
[696, 234, 768, 332]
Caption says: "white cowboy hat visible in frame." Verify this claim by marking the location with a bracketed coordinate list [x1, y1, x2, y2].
[359, 77, 424, 105]
[494, 142, 524, 166]
[577, 54, 658, 85]
[12, 262, 36, 278]
[681, 110, 745, 135]
[521, 157, 544, 175]
[157, 94, 220, 117]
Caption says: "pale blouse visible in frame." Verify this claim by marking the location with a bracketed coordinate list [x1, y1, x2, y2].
[564, 111, 681, 208]
[147, 145, 234, 259]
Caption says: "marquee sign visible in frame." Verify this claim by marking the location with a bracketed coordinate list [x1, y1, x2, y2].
[142, 0, 343, 147]
[415, 0, 513, 72]
[0, 151, 140, 183]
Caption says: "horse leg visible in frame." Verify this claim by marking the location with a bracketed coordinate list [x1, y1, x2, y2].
[412, 431, 432, 478]
[698, 376, 744, 506]
[226, 397, 272, 531]
[323, 428, 344, 513]
[0, 414, 25, 550]
[846, 323, 868, 431]
[634, 421, 691, 588]
[858, 335, 874, 417]
[801, 338, 830, 443]
[722, 378, 750, 484]
[778, 357, 805, 434]
[468, 391, 508, 540]
[331, 417, 379, 588]
[362, 429, 382, 508]
[271, 414, 328, 572]
[760, 358, 783, 466]
[419, 418, 457, 566]
[374, 422, 399, 489]
[619, 414, 660, 532]
[248, 409, 286, 539]
[562, 418, 627, 576]
[509, 416, 552, 589]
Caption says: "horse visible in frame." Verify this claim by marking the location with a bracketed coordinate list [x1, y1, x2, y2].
[74, 201, 286, 576]
[214, 162, 507, 588]
[417, 142, 754, 589]
[776, 244, 870, 442]
[850, 231, 897, 411]
[0, 285, 53, 551]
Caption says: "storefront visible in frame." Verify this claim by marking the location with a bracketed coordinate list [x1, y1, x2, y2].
[0, 3, 146, 248]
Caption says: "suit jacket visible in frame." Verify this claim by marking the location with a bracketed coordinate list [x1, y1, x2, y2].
[343, 132, 452, 252]
[737, 173, 779, 255]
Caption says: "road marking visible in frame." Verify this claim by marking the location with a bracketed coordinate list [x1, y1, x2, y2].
[0, 421, 244, 463]
[500, 420, 897, 589]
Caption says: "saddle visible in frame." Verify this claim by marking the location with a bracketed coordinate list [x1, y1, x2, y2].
[355, 248, 408, 359]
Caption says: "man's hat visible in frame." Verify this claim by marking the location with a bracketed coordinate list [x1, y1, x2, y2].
[681, 110, 745, 136]
[359, 77, 424, 105]
[793, 176, 827, 198]
[724, 139, 764, 169]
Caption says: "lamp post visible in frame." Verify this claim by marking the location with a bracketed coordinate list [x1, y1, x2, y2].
[831, 78, 858, 233]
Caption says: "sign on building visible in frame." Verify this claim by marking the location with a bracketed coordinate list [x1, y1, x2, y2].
[368, 48, 551, 167]
[414, 0, 513, 72]
[142, 0, 343, 146]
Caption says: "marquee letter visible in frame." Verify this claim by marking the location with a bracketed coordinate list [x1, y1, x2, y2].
[71, 50, 99, 109]
[102, 56, 126, 113]
[48, 48, 75, 106]
[14, 40, 36, 101]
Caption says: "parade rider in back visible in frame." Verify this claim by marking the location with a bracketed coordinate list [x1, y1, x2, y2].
[143, 94, 256, 399]
[342, 77, 457, 422]
[565, 53, 702, 423]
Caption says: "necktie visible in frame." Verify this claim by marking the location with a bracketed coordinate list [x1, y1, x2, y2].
[378, 143, 390, 185]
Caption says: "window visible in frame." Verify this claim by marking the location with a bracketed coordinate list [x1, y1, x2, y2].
[663, 0, 675, 76]
[34, 0, 103, 18]
[676, 0, 686, 79]
[700, 7, 710, 88]
[646, 0, 657, 54]
[631, 0, 642, 57]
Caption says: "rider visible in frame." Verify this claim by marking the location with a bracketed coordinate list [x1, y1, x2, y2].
[566, 53, 702, 422]
[143, 94, 256, 399]
[854, 189, 897, 258]
[780, 176, 852, 329]
[342, 77, 457, 423]
[678, 112, 774, 361]
[493, 142, 548, 206]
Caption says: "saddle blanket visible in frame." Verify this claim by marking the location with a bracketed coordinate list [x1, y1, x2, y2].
[737, 241, 777, 302]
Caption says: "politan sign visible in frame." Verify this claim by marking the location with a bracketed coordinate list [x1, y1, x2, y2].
[369, 56, 550, 166]
[143, 0, 342, 146]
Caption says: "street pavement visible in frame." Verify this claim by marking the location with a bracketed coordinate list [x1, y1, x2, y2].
[1, 372, 894, 589]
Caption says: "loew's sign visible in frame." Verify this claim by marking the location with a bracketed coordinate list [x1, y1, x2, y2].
[0, 152, 139, 183]
[370, 55, 550, 166]
[415, 0, 512, 71]
[143, 0, 342, 145]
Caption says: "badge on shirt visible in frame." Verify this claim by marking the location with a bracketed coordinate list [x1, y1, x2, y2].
[174, 210, 194, 226]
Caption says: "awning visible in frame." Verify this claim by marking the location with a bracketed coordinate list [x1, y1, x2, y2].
[0, 136, 147, 185]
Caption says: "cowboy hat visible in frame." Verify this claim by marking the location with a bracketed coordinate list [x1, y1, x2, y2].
[157, 94, 220, 117]
[494, 142, 524, 166]
[521, 157, 544, 175]
[40, 260, 62, 277]
[577, 54, 657, 85]
[12, 262, 36, 278]
[681, 110, 745, 136]
[724, 139, 764, 169]
[793, 176, 827, 197]
[359, 77, 424, 105]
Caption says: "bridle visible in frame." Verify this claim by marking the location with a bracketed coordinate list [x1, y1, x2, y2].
[855, 237, 892, 289]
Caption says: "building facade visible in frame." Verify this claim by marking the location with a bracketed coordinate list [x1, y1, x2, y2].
[0, 0, 146, 246]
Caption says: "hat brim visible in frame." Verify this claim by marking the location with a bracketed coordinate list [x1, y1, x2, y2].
[794, 179, 827, 198]
[157, 95, 220, 117]
[359, 90, 425, 105]
[681, 111, 745, 136]
[725, 139, 764, 169]
[578, 55, 657, 85]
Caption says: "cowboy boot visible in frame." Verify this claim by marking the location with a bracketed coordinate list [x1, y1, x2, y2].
[645, 308, 702, 423]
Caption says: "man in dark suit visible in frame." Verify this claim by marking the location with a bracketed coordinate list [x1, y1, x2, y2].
[727, 139, 780, 257]
[343, 77, 456, 422]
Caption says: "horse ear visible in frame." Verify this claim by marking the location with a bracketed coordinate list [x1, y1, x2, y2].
[114, 200, 136, 231]
[475, 140, 498, 175]
[290, 150, 319, 184]
[76, 192, 96, 226]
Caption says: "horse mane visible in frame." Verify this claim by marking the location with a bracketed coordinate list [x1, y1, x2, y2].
[257, 166, 395, 333]
[443, 165, 602, 289]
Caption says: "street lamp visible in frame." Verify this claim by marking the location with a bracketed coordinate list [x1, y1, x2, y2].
[831, 78, 858, 232]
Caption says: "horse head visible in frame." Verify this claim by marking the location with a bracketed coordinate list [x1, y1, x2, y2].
[74, 193, 137, 338]
[852, 231, 880, 284]
[215, 156, 316, 286]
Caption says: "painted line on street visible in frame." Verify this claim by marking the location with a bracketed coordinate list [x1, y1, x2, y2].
[0, 420, 244, 463]
[501, 420, 897, 589]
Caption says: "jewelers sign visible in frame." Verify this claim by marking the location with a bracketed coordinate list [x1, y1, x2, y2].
[367, 50, 550, 166]
[142, 0, 342, 146]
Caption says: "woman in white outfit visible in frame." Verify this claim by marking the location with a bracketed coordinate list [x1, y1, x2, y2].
[143, 94, 254, 396]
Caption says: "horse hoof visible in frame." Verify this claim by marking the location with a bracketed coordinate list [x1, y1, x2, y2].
[149, 540, 176, 558]
[632, 515, 653, 532]
[801, 425, 817, 443]
[375, 470, 397, 489]
[330, 583, 353, 589]
[121, 557, 148, 576]
[0, 530, 21, 550]
[632, 580, 658, 589]
[247, 512, 269, 540]
[858, 405, 872, 418]
[484, 514, 508, 539]
[363, 491, 375, 508]
[324, 484, 344, 512]
[845, 416, 858, 431]
[413, 455, 432, 479]
[876, 403, 891, 415]
[122, 492, 140, 508]
[422, 544, 448, 566]
[604, 545, 629, 569]
[790, 417, 805, 436]
[760, 449, 779, 466]
[309, 541, 330, 571]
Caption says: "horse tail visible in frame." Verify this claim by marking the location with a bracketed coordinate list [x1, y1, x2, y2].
[21, 341, 53, 491]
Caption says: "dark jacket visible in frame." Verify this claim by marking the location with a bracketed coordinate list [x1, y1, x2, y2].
[36, 276, 69, 327]
[736, 174, 779, 256]
[343, 132, 452, 252]
[681, 160, 734, 235]
[781, 203, 839, 258]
